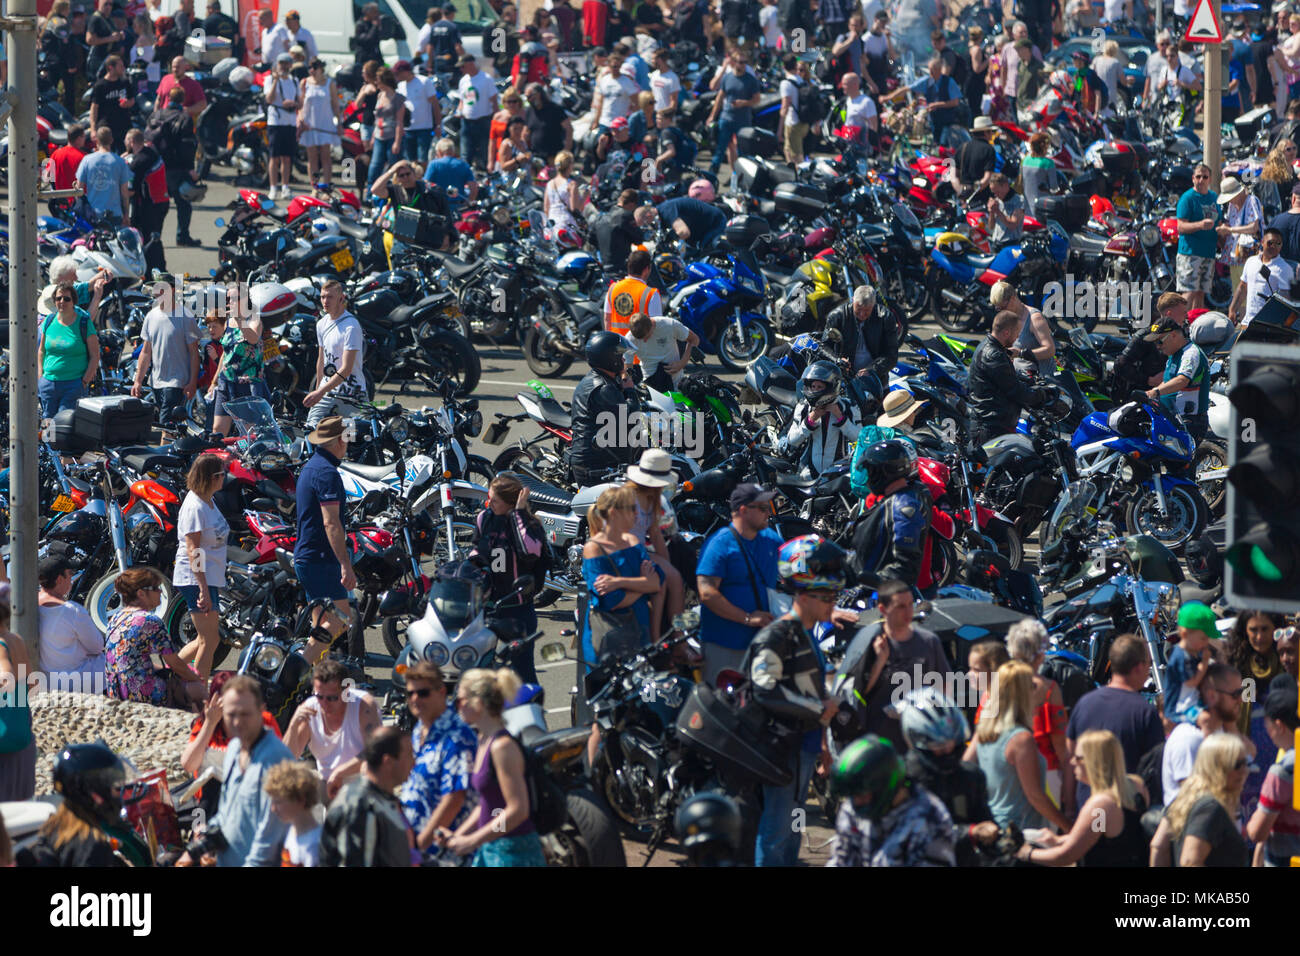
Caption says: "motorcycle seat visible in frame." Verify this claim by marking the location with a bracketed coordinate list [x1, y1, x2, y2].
[431, 252, 486, 280]
[339, 460, 399, 481]
[386, 302, 422, 327]
[537, 396, 572, 429]
[226, 544, 260, 565]
[966, 252, 998, 270]
[516, 472, 573, 508]
[334, 218, 369, 241]
[1069, 232, 1109, 255]
[1177, 580, 1221, 605]
[768, 383, 796, 407]
[122, 451, 185, 474]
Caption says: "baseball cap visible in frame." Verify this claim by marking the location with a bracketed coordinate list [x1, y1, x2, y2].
[393, 59, 412, 72]
[1142, 315, 1184, 340]
[1290, 182, 1300, 197]
[39, 547, 74, 582]
[610, 116, 629, 130]
[1177, 600, 1218, 636]
[276, 51, 293, 64]
[1071, 49, 1089, 60]
[285, 8, 300, 17]
[729, 483, 777, 511]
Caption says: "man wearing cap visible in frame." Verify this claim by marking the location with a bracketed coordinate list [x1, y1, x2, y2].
[1230, 226, 1294, 327]
[283, 11, 317, 62]
[1268, 181, 1300, 261]
[1143, 311, 1211, 446]
[394, 60, 440, 165]
[295, 415, 357, 663]
[264, 52, 300, 200]
[1161, 661, 1249, 806]
[256, 7, 291, 71]
[696, 483, 784, 686]
[457, 54, 497, 171]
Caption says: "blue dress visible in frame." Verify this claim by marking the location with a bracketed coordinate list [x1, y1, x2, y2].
[581, 543, 652, 668]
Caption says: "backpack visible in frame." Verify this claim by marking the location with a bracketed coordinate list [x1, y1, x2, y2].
[793, 77, 825, 127]
[508, 732, 567, 835]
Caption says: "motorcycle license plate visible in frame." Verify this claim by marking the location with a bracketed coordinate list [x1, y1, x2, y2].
[330, 249, 355, 271]
[51, 494, 76, 513]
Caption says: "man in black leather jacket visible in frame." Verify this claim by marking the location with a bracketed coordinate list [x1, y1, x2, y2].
[967, 309, 1048, 446]
[353, 3, 383, 64]
[570, 331, 639, 486]
[824, 285, 899, 383]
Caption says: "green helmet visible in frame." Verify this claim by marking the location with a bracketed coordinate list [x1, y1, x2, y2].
[829, 734, 907, 820]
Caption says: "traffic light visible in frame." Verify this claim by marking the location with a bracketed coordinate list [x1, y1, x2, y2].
[1225, 343, 1300, 613]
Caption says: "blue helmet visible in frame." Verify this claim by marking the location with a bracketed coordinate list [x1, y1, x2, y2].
[778, 534, 847, 592]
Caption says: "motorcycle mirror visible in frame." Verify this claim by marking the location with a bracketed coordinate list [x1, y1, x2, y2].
[511, 574, 534, 594]
[539, 641, 567, 664]
[215, 217, 225, 227]
[558, 628, 576, 637]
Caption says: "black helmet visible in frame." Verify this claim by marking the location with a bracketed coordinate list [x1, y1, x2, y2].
[585, 330, 629, 376]
[798, 360, 842, 409]
[860, 439, 918, 496]
[675, 791, 742, 865]
[1184, 532, 1223, 586]
[829, 734, 907, 820]
[52, 742, 129, 826]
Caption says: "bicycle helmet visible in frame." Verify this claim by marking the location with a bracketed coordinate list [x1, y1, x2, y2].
[829, 733, 907, 820]
[1125, 534, 1184, 584]
[52, 742, 130, 827]
[675, 791, 742, 862]
[585, 330, 629, 376]
[778, 534, 848, 592]
[897, 687, 971, 754]
[798, 360, 842, 410]
[860, 439, 919, 496]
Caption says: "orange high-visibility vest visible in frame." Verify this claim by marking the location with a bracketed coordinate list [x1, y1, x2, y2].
[605, 276, 655, 336]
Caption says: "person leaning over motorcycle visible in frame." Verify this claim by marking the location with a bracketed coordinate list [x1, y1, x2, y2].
[570, 331, 640, 487]
[847, 440, 932, 591]
[16, 743, 152, 867]
[967, 309, 1051, 446]
[744, 534, 846, 867]
[824, 284, 899, 385]
[990, 280, 1055, 379]
[1142, 313, 1211, 447]
[826, 733, 956, 867]
[896, 688, 1001, 867]
[778, 361, 862, 478]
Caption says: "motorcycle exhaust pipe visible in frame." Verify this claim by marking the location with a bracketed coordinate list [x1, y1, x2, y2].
[940, 287, 966, 306]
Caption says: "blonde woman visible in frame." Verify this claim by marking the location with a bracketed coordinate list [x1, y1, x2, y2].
[965, 661, 1070, 833]
[544, 150, 584, 242]
[626, 449, 684, 641]
[1016, 730, 1149, 866]
[1006, 619, 1073, 816]
[1259, 140, 1298, 216]
[580, 484, 660, 668]
[439, 668, 546, 866]
[1150, 733, 1250, 866]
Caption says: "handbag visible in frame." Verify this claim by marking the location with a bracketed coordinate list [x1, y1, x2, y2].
[588, 542, 645, 659]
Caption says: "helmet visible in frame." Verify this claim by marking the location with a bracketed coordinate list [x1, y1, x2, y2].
[1089, 194, 1114, 220]
[897, 687, 970, 754]
[585, 330, 629, 375]
[654, 251, 684, 286]
[829, 734, 907, 820]
[228, 65, 254, 93]
[211, 57, 239, 83]
[778, 534, 848, 592]
[178, 180, 208, 203]
[798, 360, 842, 409]
[52, 742, 130, 826]
[1184, 532, 1223, 587]
[674, 791, 742, 862]
[860, 439, 918, 496]
[1124, 534, 1184, 584]
[1106, 402, 1147, 438]
[688, 178, 716, 202]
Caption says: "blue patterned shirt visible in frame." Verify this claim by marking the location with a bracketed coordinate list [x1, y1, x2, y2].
[827, 785, 956, 867]
[400, 707, 478, 863]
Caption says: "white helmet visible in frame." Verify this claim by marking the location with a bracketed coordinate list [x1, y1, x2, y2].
[229, 65, 254, 93]
[211, 57, 239, 83]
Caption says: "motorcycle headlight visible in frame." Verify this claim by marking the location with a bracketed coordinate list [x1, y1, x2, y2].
[386, 417, 409, 443]
[1139, 225, 1160, 248]
[910, 237, 923, 252]
[1158, 433, 1186, 456]
[257, 451, 290, 472]
[452, 645, 479, 672]
[1118, 460, 1135, 482]
[425, 642, 450, 666]
[254, 644, 285, 672]
[465, 410, 482, 438]
[739, 274, 764, 297]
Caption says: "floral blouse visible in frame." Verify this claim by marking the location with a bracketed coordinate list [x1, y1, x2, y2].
[104, 608, 171, 706]
[219, 325, 265, 383]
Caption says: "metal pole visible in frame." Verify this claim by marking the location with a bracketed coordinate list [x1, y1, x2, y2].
[1156, 0, 1163, 34]
[7, 0, 38, 657]
[1203, 4, 1223, 189]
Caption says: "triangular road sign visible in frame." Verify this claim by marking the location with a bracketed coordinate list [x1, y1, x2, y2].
[1187, 0, 1224, 43]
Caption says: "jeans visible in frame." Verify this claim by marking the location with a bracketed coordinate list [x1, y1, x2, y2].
[167, 169, 194, 239]
[367, 138, 400, 194]
[460, 116, 492, 171]
[496, 605, 539, 684]
[755, 746, 817, 866]
[404, 128, 434, 165]
[709, 115, 747, 173]
[153, 386, 187, 427]
[38, 377, 84, 419]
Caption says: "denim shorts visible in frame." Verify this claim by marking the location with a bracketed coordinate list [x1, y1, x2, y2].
[176, 583, 220, 613]
[294, 559, 350, 602]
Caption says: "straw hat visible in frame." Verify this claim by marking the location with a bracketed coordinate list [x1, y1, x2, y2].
[877, 389, 928, 429]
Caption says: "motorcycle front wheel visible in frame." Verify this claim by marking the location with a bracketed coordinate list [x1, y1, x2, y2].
[540, 789, 627, 867]
[888, 269, 930, 324]
[88, 568, 175, 634]
[164, 596, 235, 671]
[1193, 440, 1227, 518]
[420, 330, 481, 396]
[1124, 484, 1208, 552]
[928, 272, 980, 333]
[717, 318, 772, 371]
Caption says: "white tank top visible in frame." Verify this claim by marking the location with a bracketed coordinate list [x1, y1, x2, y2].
[308, 689, 366, 781]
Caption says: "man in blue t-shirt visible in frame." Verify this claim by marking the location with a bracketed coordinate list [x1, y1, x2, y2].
[1065, 633, 1164, 812]
[424, 138, 478, 211]
[1174, 163, 1221, 310]
[657, 195, 727, 247]
[706, 47, 762, 175]
[696, 483, 784, 685]
[882, 55, 962, 149]
[295, 415, 356, 663]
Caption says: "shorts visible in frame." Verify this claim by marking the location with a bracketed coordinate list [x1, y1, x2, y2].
[269, 124, 298, 158]
[212, 377, 272, 420]
[1176, 253, 1214, 294]
[783, 121, 809, 160]
[176, 583, 221, 613]
[294, 558, 351, 603]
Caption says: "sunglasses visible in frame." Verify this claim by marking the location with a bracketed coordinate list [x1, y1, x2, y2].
[54, 295, 73, 303]
[1215, 685, 1247, 698]
[408, 686, 436, 699]
[315, 692, 342, 702]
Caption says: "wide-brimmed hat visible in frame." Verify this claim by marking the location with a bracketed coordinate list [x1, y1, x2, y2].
[971, 116, 997, 133]
[1216, 176, 1245, 203]
[877, 389, 928, 429]
[627, 448, 675, 489]
[309, 415, 346, 445]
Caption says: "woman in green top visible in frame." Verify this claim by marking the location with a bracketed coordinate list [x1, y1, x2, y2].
[1020, 131, 1060, 219]
[37, 277, 104, 419]
[206, 291, 269, 436]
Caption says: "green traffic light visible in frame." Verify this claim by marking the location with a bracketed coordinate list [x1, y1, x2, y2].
[1249, 545, 1286, 582]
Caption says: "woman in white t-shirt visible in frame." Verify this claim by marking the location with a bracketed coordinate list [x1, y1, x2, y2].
[37, 552, 105, 691]
[173, 453, 230, 681]
[132, 13, 160, 86]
